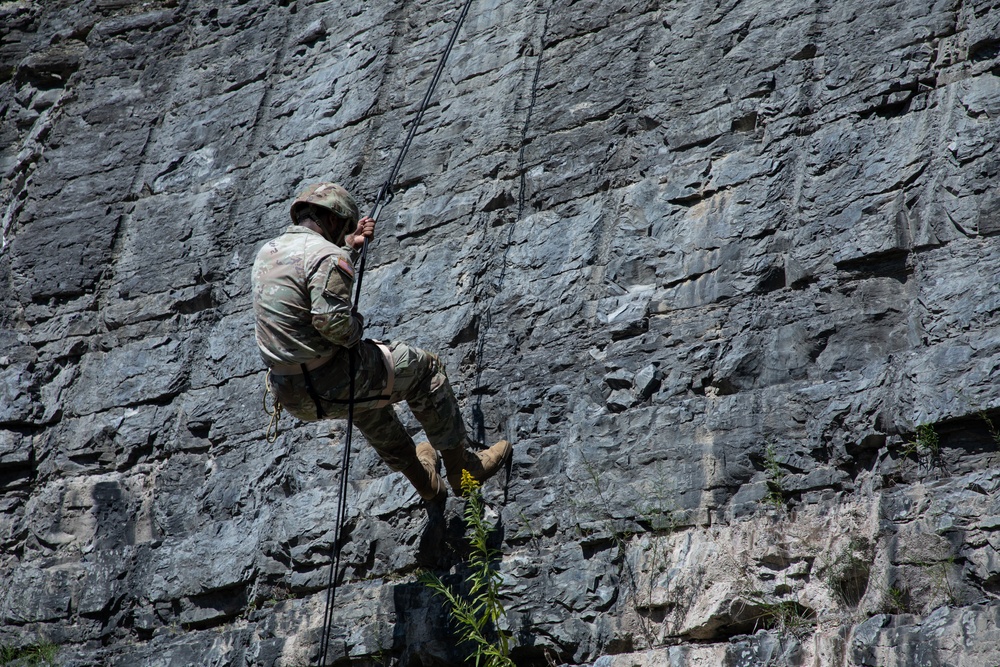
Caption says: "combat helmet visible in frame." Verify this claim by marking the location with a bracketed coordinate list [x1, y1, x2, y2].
[289, 182, 360, 226]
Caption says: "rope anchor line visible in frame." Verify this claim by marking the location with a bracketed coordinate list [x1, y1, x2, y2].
[318, 1, 477, 665]
[351, 0, 475, 312]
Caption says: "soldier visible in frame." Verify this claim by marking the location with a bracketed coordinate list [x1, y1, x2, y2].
[252, 182, 511, 500]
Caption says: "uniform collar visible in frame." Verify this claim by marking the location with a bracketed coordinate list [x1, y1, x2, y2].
[285, 224, 348, 249]
[285, 225, 324, 237]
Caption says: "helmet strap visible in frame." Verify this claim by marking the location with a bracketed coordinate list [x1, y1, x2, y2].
[319, 212, 350, 246]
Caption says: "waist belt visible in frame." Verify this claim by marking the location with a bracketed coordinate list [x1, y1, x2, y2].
[314, 342, 394, 409]
[268, 343, 396, 415]
[268, 353, 335, 376]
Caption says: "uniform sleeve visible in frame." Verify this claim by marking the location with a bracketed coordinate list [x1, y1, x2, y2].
[309, 253, 364, 347]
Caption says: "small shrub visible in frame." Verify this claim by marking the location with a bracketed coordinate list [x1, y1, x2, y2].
[885, 585, 910, 614]
[981, 411, 1000, 447]
[763, 444, 785, 507]
[826, 538, 872, 609]
[897, 422, 941, 468]
[420, 471, 513, 667]
[915, 423, 939, 457]
[762, 600, 815, 632]
[739, 590, 815, 634]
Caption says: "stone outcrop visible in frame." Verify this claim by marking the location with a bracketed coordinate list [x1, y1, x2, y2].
[2, 0, 1000, 665]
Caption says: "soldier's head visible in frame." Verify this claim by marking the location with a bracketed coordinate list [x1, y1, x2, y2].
[290, 182, 359, 245]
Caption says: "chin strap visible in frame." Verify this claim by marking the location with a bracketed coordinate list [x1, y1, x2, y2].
[320, 215, 351, 247]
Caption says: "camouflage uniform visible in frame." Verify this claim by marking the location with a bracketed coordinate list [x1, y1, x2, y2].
[252, 224, 467, 471]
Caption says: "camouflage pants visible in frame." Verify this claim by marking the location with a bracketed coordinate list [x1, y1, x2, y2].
[269, 340, 468, 470]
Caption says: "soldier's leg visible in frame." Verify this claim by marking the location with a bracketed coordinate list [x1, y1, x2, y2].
[352, 404, 417, 471]
[376, 340, 510, 494]
[353, 403, 445, 500]
[385, 341, 468, 452]
[304, 342, 417, 471]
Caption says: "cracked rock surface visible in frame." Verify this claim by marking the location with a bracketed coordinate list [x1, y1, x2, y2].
[2, 0, 1000, 665]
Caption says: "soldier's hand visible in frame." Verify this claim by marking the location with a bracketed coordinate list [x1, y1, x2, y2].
[345, 216, 376, 249]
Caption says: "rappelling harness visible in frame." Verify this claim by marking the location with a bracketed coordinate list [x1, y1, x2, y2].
[259, 1, 476, 665]
[265, 340, 396, 421]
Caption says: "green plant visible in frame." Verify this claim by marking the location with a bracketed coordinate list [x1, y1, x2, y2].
[915, 423, 940, 456]
[0, 641, 58, 667]
[981, 411, 1000, 446]
[740, 590, 815, 634]
[899, 423, 940, 462]
[933, 557, 959, 605]
[765, 600, 814, 632]
[825, 537, 872, 609]
[640, 503, 677, 533]
[510, 508, 541, 545]
[573, 453, 672, 649]
[638, 462, 679, 534]
[908, 555, 959, 607]
[420, 471, 513, 667]
[885, 585, 910, 614]
[763, 444, 785, 507]
[579, 458, 636, 541]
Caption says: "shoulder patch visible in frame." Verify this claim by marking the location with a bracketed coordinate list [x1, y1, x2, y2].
[321, 252, 356, 300]
[336, 257, 355, 279]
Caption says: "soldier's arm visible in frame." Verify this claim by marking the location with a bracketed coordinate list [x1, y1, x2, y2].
[309, 253, 364, 347]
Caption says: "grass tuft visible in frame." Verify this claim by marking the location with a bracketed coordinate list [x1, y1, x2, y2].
[0, 642, 59, 667]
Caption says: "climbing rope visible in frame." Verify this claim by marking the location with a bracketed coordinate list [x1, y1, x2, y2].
[317, 1, 476, 665]
[318, 352, 357, 667]
[351, 0, 476, 312]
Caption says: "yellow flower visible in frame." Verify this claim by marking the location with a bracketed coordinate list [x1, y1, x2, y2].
[459, 469, 480, 495]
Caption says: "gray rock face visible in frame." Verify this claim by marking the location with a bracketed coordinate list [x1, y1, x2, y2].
[2, 0, 1000, 665]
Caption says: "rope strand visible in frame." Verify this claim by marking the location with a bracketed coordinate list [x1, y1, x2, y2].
[353, 0, 475, 312]
[318, 352, 357, 667]
[318, 1, 476, 663]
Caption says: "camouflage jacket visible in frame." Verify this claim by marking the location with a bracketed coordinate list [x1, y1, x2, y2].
[251, 225, 363, 367]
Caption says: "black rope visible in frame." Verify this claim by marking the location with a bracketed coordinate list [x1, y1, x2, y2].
[317, 352, 357, 667]
[472, 1, 550, 445]
[317, 0, 476, 664]
[352, 0, 475, 312]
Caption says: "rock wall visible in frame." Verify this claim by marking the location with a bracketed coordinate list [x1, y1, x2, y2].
[2, 0, 1000, 665]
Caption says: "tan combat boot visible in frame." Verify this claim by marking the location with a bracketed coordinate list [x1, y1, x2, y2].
[400, 442, 447, 501]
[440, 440, 512, 494]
